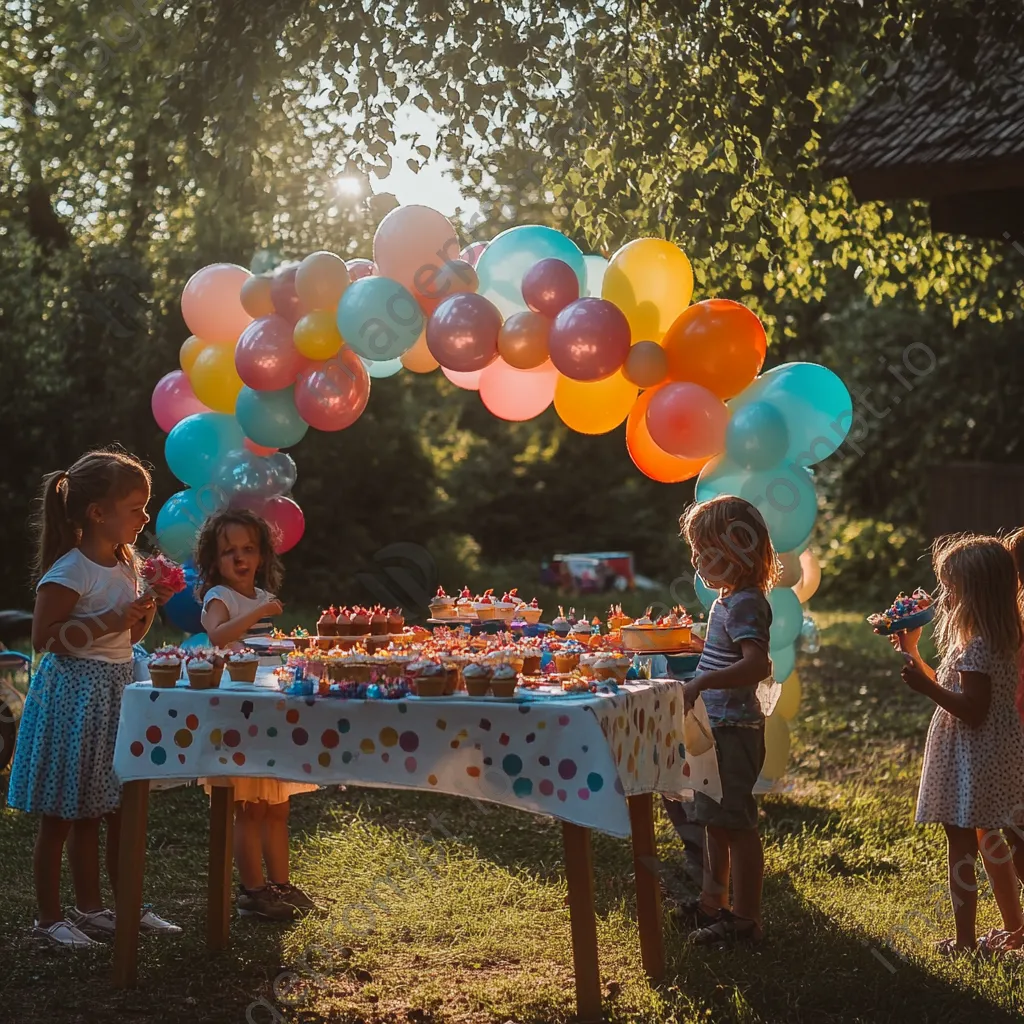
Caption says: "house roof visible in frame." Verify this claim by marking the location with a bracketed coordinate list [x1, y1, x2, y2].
[822, 49, 1024, 202]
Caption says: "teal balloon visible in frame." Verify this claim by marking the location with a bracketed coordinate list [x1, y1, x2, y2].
[770, 642, 796, 683]
[236, 386, 309, 449]
[696, 455, 818, 554]
[477, 226, 586, 317]
[155, 488, 226, 562]
[337, 277, 423, 361]
[583, 254, 608, 297]
[726, 401, 789, 471]
[694, 572, 718, 611]
[165, 413, 245, 488]
[360, 356, 404, 379]
[768, 586, 803, 650]
[731, 362, 852, 468]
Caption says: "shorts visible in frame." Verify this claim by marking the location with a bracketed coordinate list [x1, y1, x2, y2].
[692, 723, 765, 830]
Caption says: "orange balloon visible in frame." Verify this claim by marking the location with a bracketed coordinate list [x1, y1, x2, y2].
[662, 299, 767, 400]
[498, 311, 550, 369]
[179, 335, 206, 375]
[625, 385, 710, 483]
[401, 332, 439, 373]
[240, 275, 275, 318]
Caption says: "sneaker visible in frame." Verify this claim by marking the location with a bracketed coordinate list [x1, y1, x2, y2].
[236, 885, 297, 922]
[69, 907, 116, 940]
[270, 883, 317, 916]
[32, 919, 102, 949]
[139, 905, 182, 936]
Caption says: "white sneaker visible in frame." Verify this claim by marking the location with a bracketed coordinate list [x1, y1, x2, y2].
[32, 919, 101, 949]
[69, 907, 116, 939]
[139, 905, 182, 936]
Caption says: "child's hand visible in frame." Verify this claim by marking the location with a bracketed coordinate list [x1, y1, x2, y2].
[900, 659, 932, 694]
[120, 596, 155, 631]
[261, 598, 284, 618]
[682, 678, 703, 715]
[148, 583, 177, 607]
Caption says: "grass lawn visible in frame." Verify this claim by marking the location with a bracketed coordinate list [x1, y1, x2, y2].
[4, 612, 1024, 1023]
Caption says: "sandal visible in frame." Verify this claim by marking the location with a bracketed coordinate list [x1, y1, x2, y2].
[688, 908, 762, 946]
[669, 898, 720, 931]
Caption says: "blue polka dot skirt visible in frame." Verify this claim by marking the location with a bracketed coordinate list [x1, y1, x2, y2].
[8, 653, 133, 820]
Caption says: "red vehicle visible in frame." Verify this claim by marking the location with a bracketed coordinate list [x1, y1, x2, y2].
[542, 552, 635, 594]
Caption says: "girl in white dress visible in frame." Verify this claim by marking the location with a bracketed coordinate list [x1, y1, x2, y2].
[894, 535, 1024, 954]
[195, 509, 318, 921]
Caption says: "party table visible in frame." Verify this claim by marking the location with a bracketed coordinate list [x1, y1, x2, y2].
[111, 673, 721, 1021]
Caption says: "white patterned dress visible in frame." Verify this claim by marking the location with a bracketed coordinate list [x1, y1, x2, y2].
[916, 637, 1024, 829]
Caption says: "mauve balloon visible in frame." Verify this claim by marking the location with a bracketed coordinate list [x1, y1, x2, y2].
[294, 347, 370, 431]
[521, 258, 580, 318]
[345, 258, 376, 281]
[426, 293, 502, 373]
[269, 265, 304, 324]
[235, 315, 305, 391]
[548, 297, 631, 382]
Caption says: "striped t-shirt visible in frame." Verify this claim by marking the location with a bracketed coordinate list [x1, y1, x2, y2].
[697, 587, 772, 727]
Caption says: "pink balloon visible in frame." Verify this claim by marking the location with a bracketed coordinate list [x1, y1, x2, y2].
[460, 241, 488, 268]
[478, 359, 559, 421]
[373, 205, 460, 297]
[294, 348, 370, 431]
[181, 263, 253, 344]
[442, 366, 485, 390]
[269, 265, 304, 324]
[426, 293, 502, 372]
[645, 382, 729, 459]
[244, 439, 278, 456]
[235, 316, 305, 390]
[151, 370, 210, 432]
[261, 495, 305, 554]
[522, 258, 579, 318]
[346, 258, 376, 281]
[548, 297, 631, 382]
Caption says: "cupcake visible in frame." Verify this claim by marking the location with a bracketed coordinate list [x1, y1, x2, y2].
[570, 619, 592, 641]
[455, 585, 475, 618]
[429, 587, 456, 620]
[290, 627, 312, 651]
[489, 662, 518, 698]
[607, 604, 633, 631]
[335, 607, 353, 636]
[370, 605, 389, 636]
[462, 662, 492, 696]
[186, 657, 217, 689]
[520, 649, 542, 676]
[388, 607, 405, 633]
[554, 641, 583, 674]
[208, 650, 226, 686]
[441, 657, 465, 694]
[325, 649, 348, 682]
[409, 658, 447, 697]
[520, 597, 543, 625]
[474, 589, 497, 620]
[148, 650, 182, 688]
[346, 653, 373, 683]
[551, 606, 570, 637]
[494, 591, 517, 622]
[350, 606, 370, 636]
[578, 652, 598, 679]
[592, 654, 630, 683]
[317, 606, 338, 637]
[227, 649, 259, 683]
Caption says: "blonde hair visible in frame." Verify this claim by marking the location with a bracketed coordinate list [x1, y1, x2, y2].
[680, 496, 781, 594]
[33, 448, 151, 582]
[932, 533, 1022, 659]
[1004, 527, 1024, 615]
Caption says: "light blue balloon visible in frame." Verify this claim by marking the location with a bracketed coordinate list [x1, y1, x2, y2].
[477, 225, 587, 317]
[337, 277, 423, 361]
[155, 488, 226, 562]
[266, 451, 298, 494]
[165, 413, 245, 488]
[731, 362, 852, 468]
[726, 401, 790, 471]
[583, 254, 608, 298]
[236, 386, 309, 449]
[360, 356, 404, 379]
[768, 586, 803, 650]
[694, 572, 718, 611]
[696, 455, 818, 554]
[770, 642, 796, 683]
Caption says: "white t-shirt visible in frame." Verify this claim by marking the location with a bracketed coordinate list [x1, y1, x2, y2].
[37, 548, 140, 663]
[201, 585, 275, 637]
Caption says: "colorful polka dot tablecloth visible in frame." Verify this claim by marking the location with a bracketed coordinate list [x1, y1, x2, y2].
[114, 675, 721, 838]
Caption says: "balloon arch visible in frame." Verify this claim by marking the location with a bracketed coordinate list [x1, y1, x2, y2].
[154, 207, 847, 740]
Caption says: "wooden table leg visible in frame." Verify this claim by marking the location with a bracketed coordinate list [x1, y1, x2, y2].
[113, 780, 150, 988]
[562, 822, 602, 1023]
[628, 793, 665, 983]
[208, 784, 234, 949]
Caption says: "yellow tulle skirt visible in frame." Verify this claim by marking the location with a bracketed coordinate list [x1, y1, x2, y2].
[201, 776, 319, 805]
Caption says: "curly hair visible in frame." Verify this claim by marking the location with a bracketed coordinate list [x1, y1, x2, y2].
[680, 495, 781, 594]
[193, 508, 283, 598]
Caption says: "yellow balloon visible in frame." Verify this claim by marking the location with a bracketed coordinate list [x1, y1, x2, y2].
[187, 341, 242, 413]
[602, 238, 694, 344]
[774, 671, 802, 722]
[293, 310, 343, 360]
[401, 332, 439, 373]
[778, 551, 802, 588]
[179, 335, 206, 375]
[554, 371, 638, 434]
[793, 548, 822, 604]
[761, 713, 791, 780]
